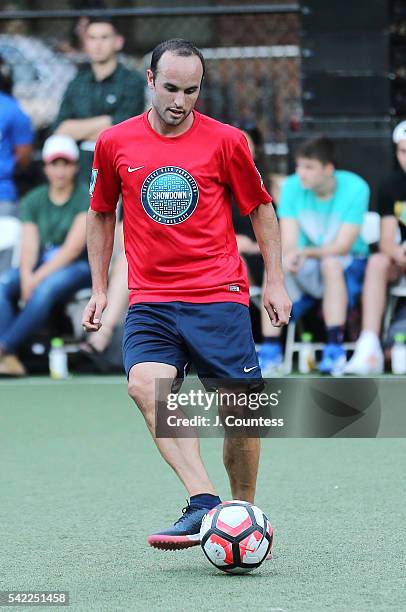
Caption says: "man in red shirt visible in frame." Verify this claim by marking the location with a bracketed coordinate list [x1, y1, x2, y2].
[83, 39, 291, 551]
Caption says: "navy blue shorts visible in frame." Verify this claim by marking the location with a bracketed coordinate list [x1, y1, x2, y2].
[123, 302, 262, 388]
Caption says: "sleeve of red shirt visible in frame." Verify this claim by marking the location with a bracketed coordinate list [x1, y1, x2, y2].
[90, 133, 121, 213]
[226, 134, 272, 216]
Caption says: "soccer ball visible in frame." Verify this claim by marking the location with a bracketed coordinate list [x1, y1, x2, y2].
[200, 500, 273, 574]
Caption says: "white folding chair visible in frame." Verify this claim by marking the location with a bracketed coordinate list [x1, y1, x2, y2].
[249, 285, 262, 309]
[65, 288, 92, 341]
[283, 211, 381, 373]
[0, 216, 22, 269]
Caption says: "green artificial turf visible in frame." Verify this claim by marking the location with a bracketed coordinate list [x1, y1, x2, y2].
[0, 376, 405, 611]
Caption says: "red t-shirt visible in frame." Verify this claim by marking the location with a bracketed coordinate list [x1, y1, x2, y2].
[90, 110, 272, 306]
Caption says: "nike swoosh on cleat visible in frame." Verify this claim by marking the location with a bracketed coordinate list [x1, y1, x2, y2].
[128, 166, 144, 172]
[244, 365, 258, 373]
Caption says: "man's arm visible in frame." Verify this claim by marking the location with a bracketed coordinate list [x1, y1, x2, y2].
[82, 209, 116, 331]
[250, 204, 291, 327]
[55, 116, 112, 142]
[19, 222, 40, 302]
[280, 218, 299, 256]
[54, 81, 111, 140]
[31, 212, 87, 285]
[301, 223, 360, 258]
[279, 218, 304, 273]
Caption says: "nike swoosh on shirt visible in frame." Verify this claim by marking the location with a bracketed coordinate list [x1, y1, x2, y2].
[244, 365, 258, 373]
[128, 166, 145, 172]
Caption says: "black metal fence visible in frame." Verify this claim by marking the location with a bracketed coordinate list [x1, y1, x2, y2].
[0, 2, 301, 173]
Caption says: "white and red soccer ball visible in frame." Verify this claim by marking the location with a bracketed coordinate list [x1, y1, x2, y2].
[200, 500, 273, 574]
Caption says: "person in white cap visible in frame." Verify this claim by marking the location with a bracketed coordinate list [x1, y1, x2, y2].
[344, 121, 406, 374]
[0, 135, 91, 376]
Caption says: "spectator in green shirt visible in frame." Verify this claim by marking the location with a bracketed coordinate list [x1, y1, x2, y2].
[0, 135, 91, 376]
[54, 17, 145, 183]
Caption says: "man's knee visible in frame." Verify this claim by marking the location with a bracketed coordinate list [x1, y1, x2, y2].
[127, 363, 177, 426]
[127, 371, 157, 433]
[127, 370, 154, 409]
[320, 255, 344, 277]
[367, 252, 391, 274]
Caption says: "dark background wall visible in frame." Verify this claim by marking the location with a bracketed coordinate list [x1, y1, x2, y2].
[288, 0, 406, 208]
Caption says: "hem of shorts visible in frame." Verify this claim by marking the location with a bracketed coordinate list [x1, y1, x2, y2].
[128, 294, 250, 307]
[126, 358, 182, 380]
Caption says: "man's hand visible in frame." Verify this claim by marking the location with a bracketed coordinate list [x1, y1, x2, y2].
[82, 293, 108, 332]
[30, 266, 51, 290]
[263, 281, 292, 327]
[283, 249, 305, 273]
[20, 271, 37, 302]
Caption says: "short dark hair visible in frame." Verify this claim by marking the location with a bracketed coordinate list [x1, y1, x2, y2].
[296, 136, 336, 166]
[0, 55, 13, 95]
[150, 39, 205, 81]
[86, 16, 118, 33]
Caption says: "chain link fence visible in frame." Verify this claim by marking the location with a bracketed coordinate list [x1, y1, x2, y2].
[0, 1, 300, 174]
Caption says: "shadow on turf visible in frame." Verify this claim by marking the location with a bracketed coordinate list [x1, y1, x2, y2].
[156, 562, 275, 578]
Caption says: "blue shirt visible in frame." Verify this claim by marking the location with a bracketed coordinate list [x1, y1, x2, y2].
[0, 92, 33, 202]
[278, 170, 370, 256]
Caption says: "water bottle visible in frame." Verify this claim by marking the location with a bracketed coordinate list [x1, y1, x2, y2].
[391, 333, 406, 375]
[49, 337, 69, 380]
[298, 332, 315, 374]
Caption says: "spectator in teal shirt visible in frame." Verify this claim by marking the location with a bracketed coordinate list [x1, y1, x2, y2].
[259, 136, 370, 375]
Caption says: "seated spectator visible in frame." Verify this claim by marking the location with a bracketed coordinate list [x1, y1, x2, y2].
[54, 16, 145, 183]
[344, 121, 406, 374]
[259, 136, 370, 375]
[0, 135, 91, 376]
[0, 54, 33, 218]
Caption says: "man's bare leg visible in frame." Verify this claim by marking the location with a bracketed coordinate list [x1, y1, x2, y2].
[219, 387, 261, 503]
[128, 362, 216, 496]
[361, 253, 392, 334]
[321, 256, 347, 326]
[344, 253, 398, 374]
[223, 436, 260, 503]
[220, 385, 273, 560]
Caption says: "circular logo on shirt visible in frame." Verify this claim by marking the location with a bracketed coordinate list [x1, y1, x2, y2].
[141, 166, 199, 225]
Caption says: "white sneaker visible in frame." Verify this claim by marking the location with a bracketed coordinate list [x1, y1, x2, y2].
[344, 335, 384, 375]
